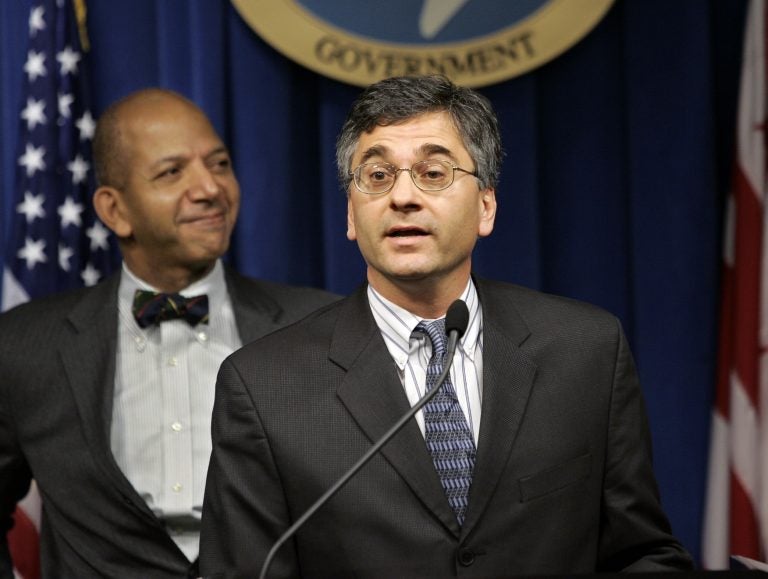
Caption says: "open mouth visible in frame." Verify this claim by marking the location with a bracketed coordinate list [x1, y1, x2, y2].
[388, 227, 428, 238]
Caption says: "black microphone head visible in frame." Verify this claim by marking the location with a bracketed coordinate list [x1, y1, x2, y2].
[445, 299, 469, 339]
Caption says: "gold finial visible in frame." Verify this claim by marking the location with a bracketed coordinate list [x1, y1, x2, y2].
[73, 0, 90, 52]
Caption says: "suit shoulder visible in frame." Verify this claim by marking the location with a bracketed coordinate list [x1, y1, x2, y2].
[248, 278, 340, 304]
[479, 278, 622, 335]
[0, 284, 92, 327]
[226, 269, 339, 304]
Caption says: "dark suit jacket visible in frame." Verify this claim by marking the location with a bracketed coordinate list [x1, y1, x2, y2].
[0, 267, 339, 579]
[199, 277, 693, 578]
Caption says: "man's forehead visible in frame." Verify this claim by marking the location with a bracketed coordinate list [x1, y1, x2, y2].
[122, 104, 203, 132]
[354, 113, 466, 162]
[359, 142, 456, 163]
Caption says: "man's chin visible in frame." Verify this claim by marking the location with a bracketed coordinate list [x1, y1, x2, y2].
[187, 233, 231, 255]
[380, 267, 435, 284]
[182, 244, 229, 269]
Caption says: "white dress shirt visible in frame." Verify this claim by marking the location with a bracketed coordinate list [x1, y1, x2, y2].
[111, 260, 241, 561]
[367, 280, 483, 443]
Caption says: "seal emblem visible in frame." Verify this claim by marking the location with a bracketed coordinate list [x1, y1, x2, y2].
[231, 0, 615, 87]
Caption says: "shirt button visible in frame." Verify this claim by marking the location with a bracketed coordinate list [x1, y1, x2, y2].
[168, 357, 178, 366]
[197, 331, 208, 342]
[171, 422, 182, 432]
[172, 483, 182, 493]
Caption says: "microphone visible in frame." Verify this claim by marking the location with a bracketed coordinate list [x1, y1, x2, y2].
[258, 299, 470, 579]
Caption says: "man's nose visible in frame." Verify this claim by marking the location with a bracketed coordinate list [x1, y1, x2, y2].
[388, 169, 421, 207]
[189, 162, 220, 198]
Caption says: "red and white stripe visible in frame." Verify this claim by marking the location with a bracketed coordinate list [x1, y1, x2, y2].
[9, 483, 41, 579]
[702, 0, 768, 568]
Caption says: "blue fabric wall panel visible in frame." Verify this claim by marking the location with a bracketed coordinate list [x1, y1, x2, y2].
[317, 80, 365, 293]
[187, 1, 229, 133]
[537, 6, 633, 325]
[474, 76, 544, 292]
[623, 0, 721, 554]
[227, 22, 330, 285]
[155, 2, 195, 91]
[87, 1, 161, 108]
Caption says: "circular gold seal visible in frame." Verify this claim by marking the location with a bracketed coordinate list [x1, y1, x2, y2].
[231, 0, 615, 88]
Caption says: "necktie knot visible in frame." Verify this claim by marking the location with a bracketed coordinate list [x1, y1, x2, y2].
[417, 318, 447, 360]
[132, 289, 209, 328]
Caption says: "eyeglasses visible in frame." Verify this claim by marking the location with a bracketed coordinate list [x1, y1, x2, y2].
[349, 159, 477, 195]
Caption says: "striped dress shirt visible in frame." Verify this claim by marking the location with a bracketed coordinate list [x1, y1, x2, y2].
[111, 260, 241, 561]
[367, 280, 484, 443]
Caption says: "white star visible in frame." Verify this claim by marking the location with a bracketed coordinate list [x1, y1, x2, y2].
[24, 50, 47, 82]
[86, 221, 110, 251]
[75, 110, 96, 140]
[81, 263, 101, 286]
[56, 46, 80, 76]
[18, 143, 46, 177]
[29, 6, 45, 37]
[20, 97, 47, 130]
[17, 237, 47, 270]
[58, 92, 74, 119]
[58, 196, 83, 228]
[16, 191, 46, 224]
[59, 244, 75, 271]
[67, 154, 90, 184]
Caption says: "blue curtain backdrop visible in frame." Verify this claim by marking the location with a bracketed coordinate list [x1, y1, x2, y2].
[0, 0, 749, 565]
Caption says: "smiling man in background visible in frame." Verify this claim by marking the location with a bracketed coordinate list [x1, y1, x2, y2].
[0, 88, 338, 578]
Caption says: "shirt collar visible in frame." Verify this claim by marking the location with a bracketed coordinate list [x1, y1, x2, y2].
[367, 279, 482, 370]
[119, 259, 228, 329]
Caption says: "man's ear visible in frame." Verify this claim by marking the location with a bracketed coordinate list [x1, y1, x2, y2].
[93, 186, 132, 238]
[478, 188, 497, 238]
[346, 196, 357, 241]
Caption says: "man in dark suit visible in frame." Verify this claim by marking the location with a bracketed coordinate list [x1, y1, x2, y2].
[199, 75, 693, 577]
[0, 88, 338, 578]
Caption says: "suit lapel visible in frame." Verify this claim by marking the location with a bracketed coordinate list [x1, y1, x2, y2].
[462, 279, 538, 533]
[61, 274, 119, 460]
[60, 275, 159, 520]
[331, 289, 462, 536]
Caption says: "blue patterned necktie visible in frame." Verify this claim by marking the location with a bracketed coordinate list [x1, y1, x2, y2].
[417, 318, 476, 526]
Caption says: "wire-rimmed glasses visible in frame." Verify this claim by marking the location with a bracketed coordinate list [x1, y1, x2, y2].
[349, 159, 477, 195]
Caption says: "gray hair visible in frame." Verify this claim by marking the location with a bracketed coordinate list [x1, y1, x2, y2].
[336, 75, 502, 192]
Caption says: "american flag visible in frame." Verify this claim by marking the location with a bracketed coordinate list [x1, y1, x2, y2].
[702, 0, 768, 569]
[2, 0, 116, 311]
[2, 1, 117, 577]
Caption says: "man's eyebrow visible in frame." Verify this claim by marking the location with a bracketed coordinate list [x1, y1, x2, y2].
[359, 145, 389, 164]
[359, 143, 456, 165]
[147, 154, 187, 173]
[419, 143, 454, 158]
[148, 145, 230, 171]
[205, 145, 230, 159]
